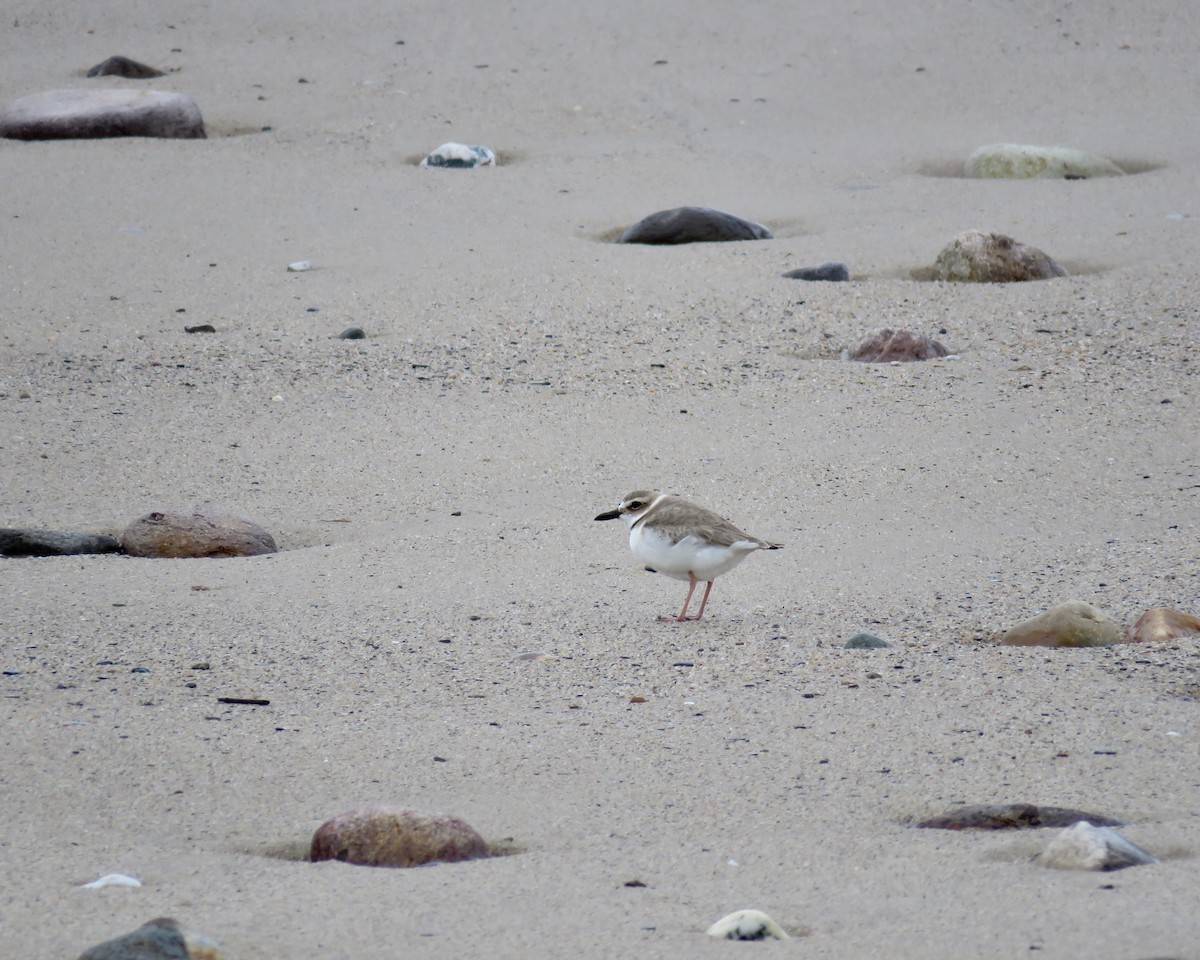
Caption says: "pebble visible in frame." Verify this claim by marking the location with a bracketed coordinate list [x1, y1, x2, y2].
[917, 803, 1122, 830]
[81, 873, 141, 889]
[1036, 821, 1158, 871]
[310, 806, 489, 867]
[843, 632, 891, 649]
[1125, 607, 1200, 643]
[0, 89, 206, 140]
[965, 143, 1125, 179]
[86, 56, 166, 79]
[618, 206, 772, 244]
[287, 261, 311, 272]
[849, 328, 949, 363]
[783, 261, 850, 281]
[419, 142, 496, 168]
[705, 909, 790, 941]
[1000, 600, 1123, 648]
[0, 528, 121, 557]
[120, 510, 278, 559]
[337, 326, 366, 340]
[931, 230, 1066, 282]
[183, 324, 216, 334]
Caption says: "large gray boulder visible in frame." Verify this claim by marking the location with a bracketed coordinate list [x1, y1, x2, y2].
[0, 89, 205, 140]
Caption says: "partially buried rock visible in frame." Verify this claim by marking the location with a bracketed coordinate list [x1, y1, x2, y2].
[917, 803, 1123, 830]
[844, 632, 892, 649]
[1000, 600, 1123, 648]
[0, 528, 121, 557]
[931, 230, 1066, 282]
[965, 143, 1125, 180]
[706, 910, 790, 941]
[77, 917, 189, 960]
[338, 326, 366, 340]
[1036, 821, 1157, 871]
[86, 56, 166, 79]
[419, 142, 495, 168]
[618, 206, 771, 245]
[121, 510, 277, 559]
[1125, 607, 1200, 643]
[0, 89, 205, 140]
[310, 806, 488, 867]
[849, 328, 949, 363]
[783, 261, 849, 281]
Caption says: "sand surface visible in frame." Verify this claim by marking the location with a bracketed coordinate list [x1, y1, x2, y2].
[1, 1, 1198, 957]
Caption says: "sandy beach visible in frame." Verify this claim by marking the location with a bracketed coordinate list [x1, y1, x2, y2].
[1, 1, 1198, 957]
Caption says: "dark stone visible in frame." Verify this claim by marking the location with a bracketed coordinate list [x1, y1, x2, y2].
[917, 803, 1123, 830]
[311, 806, 488, 867]
[184, 324, 216, 334]
[618, 206, 772, 245]
[0, 89, 205, 140]
[121, 510, 277, 559]
[77, 917, 189, 960]
[0, 528, 121, 557]
[783, 261, 849, 281]
[86, 56, 166, 79]
[849, 328, 950, 362]
[843, 632, 891, 649]
[338, 326, 366, 340]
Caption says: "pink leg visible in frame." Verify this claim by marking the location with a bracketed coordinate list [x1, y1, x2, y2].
[693, 580, 715, 620]
[659, 574, 698, 622]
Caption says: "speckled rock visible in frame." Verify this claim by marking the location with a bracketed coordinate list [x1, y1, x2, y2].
[931, 230, 1066, 282]
[965, 143, 1125, 179]
[849, 328, 949, 363]
[0, 89, 205, 140]
[419, 142, 495, 168]
[86, 56, 166, 79]
[1125, 607, 1200, 643]
[1036, 821, 1157, 871]
[0, 528, 121, 557]
[618, 206, 771, 245]
[310, 806, 488, 867]
[1000, 600, 1123, 648]
[783, 261, 849, 281]
[706, 910, 790, 941]
[121, 510, 277, 559]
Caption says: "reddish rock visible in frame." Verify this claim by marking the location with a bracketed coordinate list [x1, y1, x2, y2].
[850, 328, 949, 362]
[1000, 600, 1122, 648]
[0, 89, 205, 140]
[931, 230, 1066, 282]
[121, 510, 277, 558]
[1125, 607, 1200, 643]
[310, 806, 488, 867]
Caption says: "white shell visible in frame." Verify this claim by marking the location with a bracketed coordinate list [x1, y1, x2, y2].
[706, 909, 790, 941]
[1036, 821, 1158, 871]
[287, 260, 312, 272]
[81, 872, 142, 888]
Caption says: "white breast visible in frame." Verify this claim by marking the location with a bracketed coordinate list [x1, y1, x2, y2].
[629, 523, 759, 583]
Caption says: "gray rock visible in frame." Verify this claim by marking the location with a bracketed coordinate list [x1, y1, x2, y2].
[1036, 821, 1158, 871]
[77, 917, 189, 960]
[931, 230, 1066, 282]
[917, 803, 1123, 830]
[849, 328, 949, 363]
[783, 261, 849, 281]
[843, 632, 891, 649]
[311, 806, 489, 867]
[0, 528, 121, 557]
[965, 143, 1125, 180]
[618, 206, 772, 245]
[121, 510, 277, 559]
[1000, 600, 1123, 648]
[419, 142, 495, 168]
[338, 326, 366, 340]
[86, 56, 166, 79]
[0, 89, 205, 141]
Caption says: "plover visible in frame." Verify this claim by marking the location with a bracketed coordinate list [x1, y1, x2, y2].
[594, 490, 782, 621]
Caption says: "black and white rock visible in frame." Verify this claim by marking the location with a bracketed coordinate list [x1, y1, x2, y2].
[783, 261, 849, 281]
[965, 143, 1125, 179]
[86, 56, 166, 79]
[419, 142, 495, 168]
[1036, 821, 1158, 871]
[618, 206, 772, 245]
[706, 910, 790, 941]
[0, 89, 205, 140]
[0, 528, 121, 557]
[931, 230, 1066, 282]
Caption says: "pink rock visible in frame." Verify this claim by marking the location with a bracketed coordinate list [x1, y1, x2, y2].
[1125, 607, 1200, 643]
[121, 510, 276, 558]
[311, 806, 488, 867]
[850, 328, 949, 362]
[0, 89, 205, 140]
[932, 230, 1066, 282]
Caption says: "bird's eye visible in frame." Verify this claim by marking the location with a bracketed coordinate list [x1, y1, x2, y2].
[627, 501, 643, 510]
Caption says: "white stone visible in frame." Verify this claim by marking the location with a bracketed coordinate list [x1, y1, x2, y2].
[419, 142, 496, 168]
[1036, 821, 1158, 871]
[81, 873, 142, 888]
[965, 143, 1124, 179]
[287, 260, 312, 272]
[706, 909, 790, 941]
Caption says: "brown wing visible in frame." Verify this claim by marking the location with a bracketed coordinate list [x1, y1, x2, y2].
[646, 497, 779, 549]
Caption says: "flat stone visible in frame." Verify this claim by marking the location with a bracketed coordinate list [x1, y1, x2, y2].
[1036, 821, 1158, 871]
[77, 917, 189, 960]
[783, 261, 849, 281]
[0, 528, 121, 557]
[419, 142, 495, 168]
[86, 56, 166, 79]
[121, 510, 277, 559]
[931, 230, 1066, 282]
[849, 328, 949, 362]
[310, 806, 488, 867]
[618, 206, 771, 245]
[0, 89, 205, 140]
[1001, 600, 1123, 648]
[706, 910, 790, 941]
[1125, 607, 1200, 643]
[917, 803, 1123, 830]
[965, 143, 1125, 179]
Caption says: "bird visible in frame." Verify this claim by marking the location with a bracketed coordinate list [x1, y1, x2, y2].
[594, 489, 782, 621]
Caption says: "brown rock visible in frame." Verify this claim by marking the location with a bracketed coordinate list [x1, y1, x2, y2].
[931, 230, 1066, 282]
[849, 328, 949, 362]
[1125, 607, 1200, 643]
[0, 89, 205, 140]
[77, 917, 189, 960]
[917, 803, 1123, 830]
[86, 56, 166, 79]
[121, 510, 277, 558]
[1000, 600, 1123, 648]
[310, 806, 488, 867]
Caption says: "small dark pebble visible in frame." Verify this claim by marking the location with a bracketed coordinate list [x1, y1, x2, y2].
[184, 323, 216, 334]
[217, 696, 269, 706]
[844, 632, 891, 649]
[783, 261, 850, 282]
[672, 662, 695, 667]
[131, 667, 150, 674]
[450, 511, 462, 517]
[338, 326, 366, 340]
